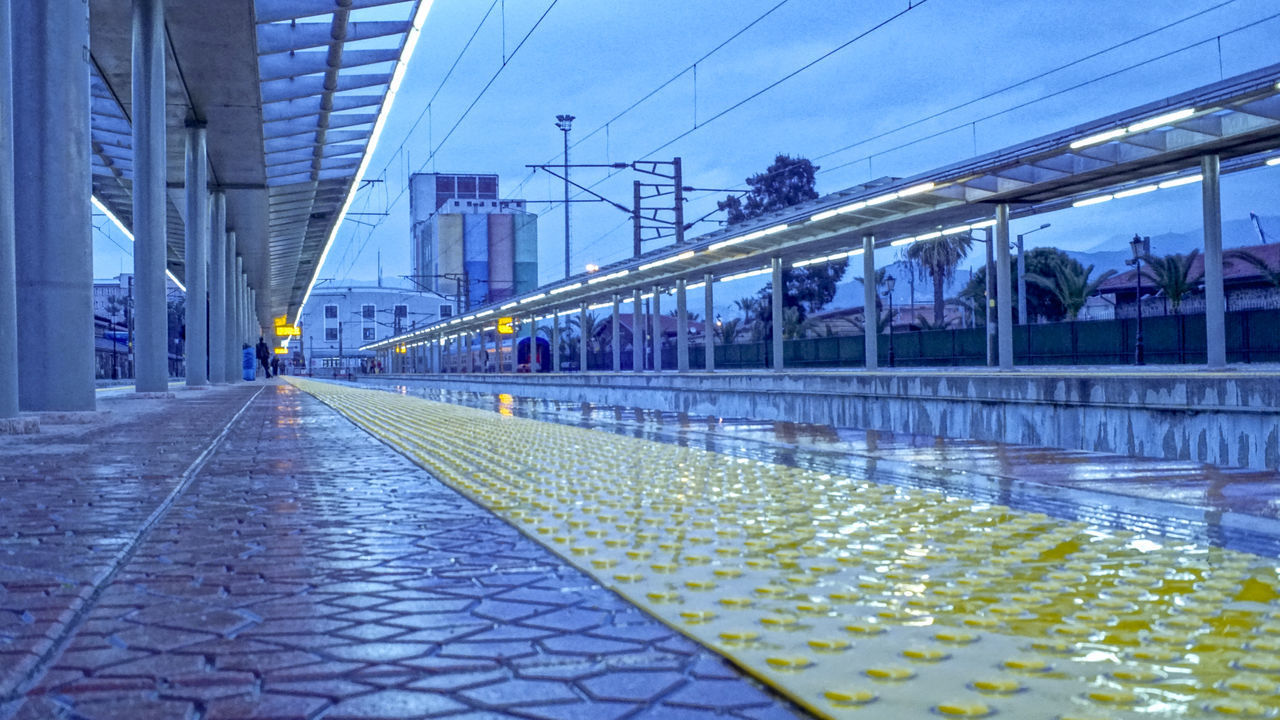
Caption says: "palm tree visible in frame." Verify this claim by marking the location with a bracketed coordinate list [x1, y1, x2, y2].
[781, 306, 817, 340]
[1143, 249, 1203, 314]
[715, 317, 742, 345]
[565, 311, 602, 352]
[1225, 249, 1280, 289]
[906, 234, 973, 325]
[1026, 258, 1116, 321]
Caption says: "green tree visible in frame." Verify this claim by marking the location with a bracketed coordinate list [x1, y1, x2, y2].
[1225, 249, 1280, 288]
[717, 154, 819, 225]
[1026, 258, 1116, 321]
[715, 317, 742, 345]
[1143, 249, 1202, 314]
[718, 155, 844, 329]
[906, 234, 973, 325]
[961, 247, 1077, 323]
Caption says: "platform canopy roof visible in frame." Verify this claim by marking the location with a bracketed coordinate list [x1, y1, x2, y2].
[87, 0, 430, 326]
[366, 62, 1280, 352]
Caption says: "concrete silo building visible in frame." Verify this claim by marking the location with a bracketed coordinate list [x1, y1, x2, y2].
[409, 173, 538, 311]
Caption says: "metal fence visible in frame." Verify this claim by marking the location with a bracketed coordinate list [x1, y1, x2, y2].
[582, 308, 1280, 370]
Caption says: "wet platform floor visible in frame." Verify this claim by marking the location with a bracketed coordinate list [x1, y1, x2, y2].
[0, 384, 801, 720]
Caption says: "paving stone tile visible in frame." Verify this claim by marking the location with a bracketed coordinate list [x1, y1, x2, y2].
[264, 678, 376, 699]
[663, 680, 776, 710]
[204, 692, 330, 720]
[512, 701, 639, 720]
[67, 696, 199, 720]
[457, 677, 581, 707]
[403, 669, 508, 692]
[579, 671, 687, 702]
[325, 689, 469, 719]
[521, 607, 609, 633]
[540, 633, 643, 657]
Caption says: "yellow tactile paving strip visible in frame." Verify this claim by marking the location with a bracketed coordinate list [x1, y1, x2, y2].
[290, 378, 1280, 719]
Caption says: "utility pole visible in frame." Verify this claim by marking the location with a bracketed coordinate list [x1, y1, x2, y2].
[556, 114, 574, 279]
[631, 158, 686, 257]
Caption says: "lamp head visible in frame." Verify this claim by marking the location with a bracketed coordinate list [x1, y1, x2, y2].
[885, 274, 896, 293]
[555, 114, 575, 131]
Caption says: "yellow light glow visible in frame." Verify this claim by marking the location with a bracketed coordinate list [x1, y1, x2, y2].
[273, 315, 288, 326]
[275, 325, 301, 337]
[497, 317, 515, 335]
[272, 347, 288, 355]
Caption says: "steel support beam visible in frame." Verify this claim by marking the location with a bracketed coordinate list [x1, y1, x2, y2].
[632, 289, 643, 372]
[551, 313, 560, 372]
[0, 0, 17, 419]
[184, 123, 208, 386]
[578, 303, 588, 372]
[226, 232, 238, 381]
[528, 316, 538, 372]
[13, 0, 93, 410]
[771, 257, 783, 371]
[1202, 154, 1227, 368]
[703, 273, 715, 372]
[209, 193, 226, 383]
[611, 295, 621, 372]
[132, 0, 167, 392]
[863, 236, 877, 370]
[651, 285, 662, 372]
[985, 228, 995, 367]
[996, 203, 1014, 370]
[676, 279, 688, 372]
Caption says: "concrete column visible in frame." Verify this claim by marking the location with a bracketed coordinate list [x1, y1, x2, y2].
[651, 286, 662, 371]
[528, 316, 538, 372]
[13, 0, 93, 411]
[578, 303, 588, 372]
[676, 278, 689, 372]
[632, 289, 643, 372]
[551, 312, 560, 372]
[183, 122, 208, 386]
[771, 257, 784, 371]
[1202, 154, 1226, 368]
[0, 0, 18, 418]
[132, 0, 167, 392]
[209, 193, 226, 383]
[225, 231, 238, 381]
[611, 295, 621, 372]
[996, 203, 1014, 370]
[985, 228, 995, 367]
[703, 273, 715, 372]
[863, 236, 877, 370]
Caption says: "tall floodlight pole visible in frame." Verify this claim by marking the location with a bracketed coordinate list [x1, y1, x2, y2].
[555, 114, 574, 279]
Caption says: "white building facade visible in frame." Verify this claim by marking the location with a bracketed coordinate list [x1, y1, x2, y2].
[296, 283, 451, 374]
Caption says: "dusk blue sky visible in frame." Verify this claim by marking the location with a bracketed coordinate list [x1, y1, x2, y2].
[93, 0, 1280, 306]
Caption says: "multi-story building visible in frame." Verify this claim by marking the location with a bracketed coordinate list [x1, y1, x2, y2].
[408, 172, 538, 310]
[296, 282, 451, 373]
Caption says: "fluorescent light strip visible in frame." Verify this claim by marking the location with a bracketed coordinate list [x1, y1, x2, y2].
[1127, 107, 1195, 133]
[637, 250, 695, 272]
[1114, 184, 1158, 199]
[866, 192, 898, 206]
[520, 293, 547, 304]
[1157, 174, 1202, 189]
[914, 231, 942, 241]
[941, 224, 971, 235]
[293, 0, 437, 325]
[474, 310, 494, 318]
[810, 200, 867, 222]
[686, 282, 705, 291]
[92, 195, 188, 292]
[969, 219, 996, 229]
[897, 182, 935, 197]
[707, 223, 788, 252]
[588, 302, 612, 311]
[1070, 128, 1126, 150]
[1073, 194, 1113, 207]
[549, 282, 583, 294]
[587, 269, 629, 284]
[1265, 157, 1280, 166]
[500, 302, 518, 310]
[890, 237, 914, 247]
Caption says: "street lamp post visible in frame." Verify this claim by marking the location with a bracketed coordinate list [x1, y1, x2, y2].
[555, 114, 574, 280]
[1128, 234, 1150, 366]
[1016, 223, 1050, 324]
[884, 274, 896, 367]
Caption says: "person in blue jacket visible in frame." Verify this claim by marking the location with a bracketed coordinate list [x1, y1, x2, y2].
[242, 343, 256, 381]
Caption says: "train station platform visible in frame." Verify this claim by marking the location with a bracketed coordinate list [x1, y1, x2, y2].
[3, 379, 1280, 719]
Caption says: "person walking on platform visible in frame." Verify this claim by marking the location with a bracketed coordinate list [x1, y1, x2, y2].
[255, 337, 273, 378]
